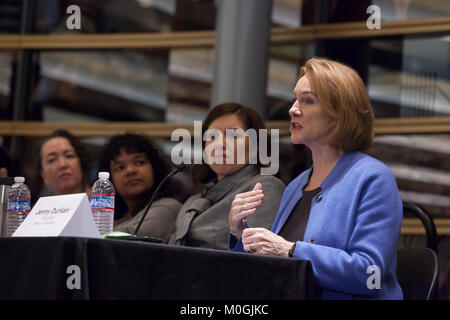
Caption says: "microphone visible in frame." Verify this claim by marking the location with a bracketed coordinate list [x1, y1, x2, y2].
[131, 162, 186, 238]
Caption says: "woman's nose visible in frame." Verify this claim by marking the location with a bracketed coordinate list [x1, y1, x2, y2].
[289, 101, 301, 118]
[125, 164, 137, 175]
[57, 156, 68, 168]
[214, 133, 226, 149]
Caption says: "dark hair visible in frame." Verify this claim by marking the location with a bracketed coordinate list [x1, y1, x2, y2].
[98, 133, 169, 219]
[192, 102, 266, 184]
[0, 146, 15, 176]
[37, 129, 91, 187]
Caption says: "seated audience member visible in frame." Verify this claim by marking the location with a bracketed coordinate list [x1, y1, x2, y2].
[0, 146, 15, 178]
[98, 133, 181, 243]
[229, 58, 403, 300]
[38, 129, 91, 195]
[169, 102, 285, 250]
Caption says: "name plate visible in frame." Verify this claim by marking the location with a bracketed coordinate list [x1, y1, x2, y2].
[13, 193, 101, 238]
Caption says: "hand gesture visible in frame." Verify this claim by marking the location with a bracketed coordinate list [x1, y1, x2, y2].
[242, 227, 294, 257]
[229, 183, 264, 239]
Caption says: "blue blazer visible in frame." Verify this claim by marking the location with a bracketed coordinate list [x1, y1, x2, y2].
[230, 151, 403, 300]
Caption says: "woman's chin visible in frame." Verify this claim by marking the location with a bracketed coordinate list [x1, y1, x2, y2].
[55, 184, 82, 195]
[211, 164, 246, 178]
[290, 135, 304, 145]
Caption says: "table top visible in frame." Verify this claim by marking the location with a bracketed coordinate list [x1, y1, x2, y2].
[0, 236, 316, 300]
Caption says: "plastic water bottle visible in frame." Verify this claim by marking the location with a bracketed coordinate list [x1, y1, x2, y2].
[90, 172, 115, 235]
[6, 177, 31, 237]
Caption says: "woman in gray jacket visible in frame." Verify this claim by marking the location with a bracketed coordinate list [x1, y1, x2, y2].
[170, 103, 285, 250]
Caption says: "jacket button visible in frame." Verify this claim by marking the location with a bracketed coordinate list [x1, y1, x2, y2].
[316, 194, 323, 202]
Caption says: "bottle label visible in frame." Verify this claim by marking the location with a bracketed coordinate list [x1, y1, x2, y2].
[90, 194, 115, 210]
[7, 197, 31, 212]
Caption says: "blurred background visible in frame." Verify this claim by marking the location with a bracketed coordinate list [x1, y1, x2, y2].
[0, 0, 449, 298]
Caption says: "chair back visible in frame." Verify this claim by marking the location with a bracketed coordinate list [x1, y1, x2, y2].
[403, 201, 438, 253]
[396, 247, 439, 300]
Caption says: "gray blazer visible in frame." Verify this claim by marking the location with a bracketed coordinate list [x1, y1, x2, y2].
[169, 165, 285, 250]
[114, 197, 181, 243]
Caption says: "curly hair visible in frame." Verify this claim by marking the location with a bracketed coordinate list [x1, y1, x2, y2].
[98, 133, 170, 219]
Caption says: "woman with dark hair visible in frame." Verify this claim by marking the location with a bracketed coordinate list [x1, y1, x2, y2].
[98, 133, 181, 242]
[38, 129, 91, 196]
[169, 102, 285, 250]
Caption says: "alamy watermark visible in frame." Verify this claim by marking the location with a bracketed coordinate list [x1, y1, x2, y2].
[66, 5, 81, 30]
[170, 121, 279, 175]
[66, 264, 81, 290]
[366, 265, 381, 290]
[366, 5, 381, 30]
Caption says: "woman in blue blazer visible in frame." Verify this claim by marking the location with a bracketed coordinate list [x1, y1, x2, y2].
[229, 57, 403, 300]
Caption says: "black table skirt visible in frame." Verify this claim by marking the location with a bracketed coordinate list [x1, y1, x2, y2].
[0, 237, 316, 300]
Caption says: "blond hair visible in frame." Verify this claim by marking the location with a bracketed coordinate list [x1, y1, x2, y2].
[300, 57, 374, 152]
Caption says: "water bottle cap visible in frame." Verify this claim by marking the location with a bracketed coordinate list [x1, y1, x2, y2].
[98, 172, 110, 179]
[14, 176, 25, 183]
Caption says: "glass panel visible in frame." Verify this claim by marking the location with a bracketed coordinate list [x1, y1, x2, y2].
[166, 48, 214, 123]
[33, 0, 219, 34]
[272, 0, 303, 27]
[29, 49, 169, 121]
[167, 44, 317, 123]
[34, 0, 311, 33]
[374, 0, 450, 21]
[368, 35, 450, 118]
[172, 0, 216, 31]
[368, 133, 450, 300]
[267, 44, 314, 120]
[368, 133, 450, 219]
[30, 45, 317, 124]
[301, 0, 372, 25]
[0, 51, 15, 120]
[34, 0, 175, 33]
[0, 0, 22, 34]
[300, 0, 450, 25]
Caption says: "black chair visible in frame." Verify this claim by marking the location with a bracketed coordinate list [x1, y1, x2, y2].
[396, 247, 439, 300]
[403, 201, 438, 254]
[398, 202, 439, 300]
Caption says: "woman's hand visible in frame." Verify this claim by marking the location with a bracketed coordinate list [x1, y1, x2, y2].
[242, 227, 294, 257]
[229, 183, 264, 239]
